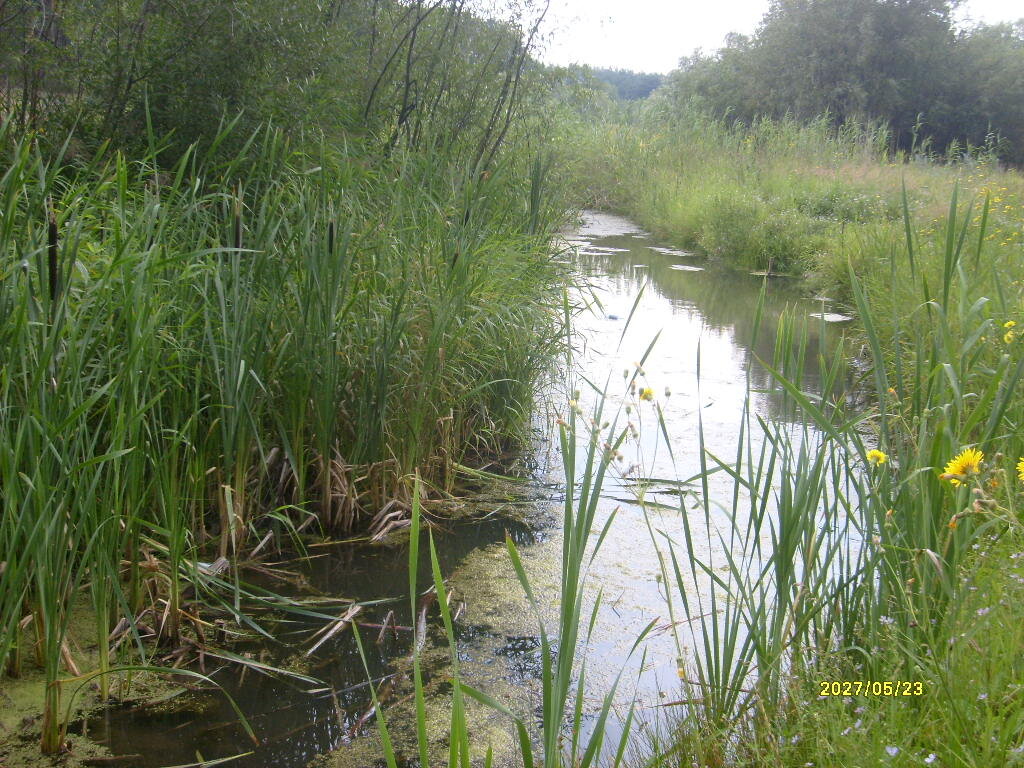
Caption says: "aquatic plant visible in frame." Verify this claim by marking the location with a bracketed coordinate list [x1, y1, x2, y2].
[0, 114, 566, 752]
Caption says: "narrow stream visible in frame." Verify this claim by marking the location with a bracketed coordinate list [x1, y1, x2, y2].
[87, 211, 843, 767]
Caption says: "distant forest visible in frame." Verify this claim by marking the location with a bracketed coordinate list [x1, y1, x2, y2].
[583, 0, 1024, 163]
[590, 68, 664, 101]
[661, 0, 1024, 163]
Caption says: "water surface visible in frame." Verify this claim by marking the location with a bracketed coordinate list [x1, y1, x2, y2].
[89, 211, 843, 766]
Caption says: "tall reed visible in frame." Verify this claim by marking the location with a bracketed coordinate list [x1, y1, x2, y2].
[0, 116, 567, 752]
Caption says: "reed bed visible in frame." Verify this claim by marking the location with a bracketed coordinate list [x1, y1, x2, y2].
[0, 117, 566, 752]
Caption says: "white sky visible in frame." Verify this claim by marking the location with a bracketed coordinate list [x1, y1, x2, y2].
[539, 0, 1024, 74]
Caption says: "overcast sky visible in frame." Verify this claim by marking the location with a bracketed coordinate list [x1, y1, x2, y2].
[539, 0, 1024, 74]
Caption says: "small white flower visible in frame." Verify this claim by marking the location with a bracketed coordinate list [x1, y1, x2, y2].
[976, 607, 991, 616]
[924, 754, 937, 764]
[886, 746, 900, 757]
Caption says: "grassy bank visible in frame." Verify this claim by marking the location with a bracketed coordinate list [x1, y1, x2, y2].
[563, 111, 1024, 296]
[343, 201, 1024, 766]
[6, 87, 1024, 768]
[557, 108, 1024, 765]
[0, 118, 567, 752]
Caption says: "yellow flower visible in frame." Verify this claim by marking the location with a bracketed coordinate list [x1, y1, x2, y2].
[1005, 330, 1016, 344]
[1017, 457, 1024, 484]
[639, 387, 654, 401]
[1005, 320, 1017, 329]
[866, 449, 888, 466]
[943, 448, 984, 486]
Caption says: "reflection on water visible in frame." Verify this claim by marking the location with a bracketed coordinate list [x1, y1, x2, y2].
[87, 516, 548, 768]
[569, 211, 834, 429]
[87, 211, 844, 767]
[501, 211, 849, 751]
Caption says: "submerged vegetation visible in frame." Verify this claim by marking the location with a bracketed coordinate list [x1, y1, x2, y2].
[3, 0, 1024, 764]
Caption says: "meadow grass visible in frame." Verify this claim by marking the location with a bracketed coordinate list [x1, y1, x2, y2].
[0, 117, 567, 753]
[563, 110, 1024, 298]
[357, 192, 1024, 765]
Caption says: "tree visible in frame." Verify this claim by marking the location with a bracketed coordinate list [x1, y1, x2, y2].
[659, 0, 1024, 162]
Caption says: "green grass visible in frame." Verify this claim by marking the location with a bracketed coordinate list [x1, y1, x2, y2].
[355, 195, 1024, 764]
[348, 111, 1024, 766]
[359, 309, 655, 768]
[340, 106, 1024, 766]
[561, 109, 1024, 296]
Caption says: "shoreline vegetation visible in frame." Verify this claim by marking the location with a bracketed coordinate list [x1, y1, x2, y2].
[557, 100, 1024, 765]
[0, 120, 568, 758]
[3, 0, 1024, 765]
[2, 0, 572, 759]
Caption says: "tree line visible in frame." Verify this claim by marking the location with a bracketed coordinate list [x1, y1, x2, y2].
[0, 0, 553, 167]
[590, 67, 664, 101]
[658, 0, 1024, 163]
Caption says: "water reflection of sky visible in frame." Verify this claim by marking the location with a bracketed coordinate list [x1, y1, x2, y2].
[568, 210, 832, 486]
[455, 210, 846, 752]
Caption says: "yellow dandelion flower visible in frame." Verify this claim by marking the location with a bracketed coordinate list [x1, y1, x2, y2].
[639, 387, 654, 401]
[1017, 457, 1024, 484]
[1006, 321, 1017, 329]
[943, 448, 984, 486]
[1005, 330, 1015, 344]
[866, 449, 888, 466]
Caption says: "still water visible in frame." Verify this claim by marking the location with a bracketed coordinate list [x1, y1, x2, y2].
[88, 211, 842, 766]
